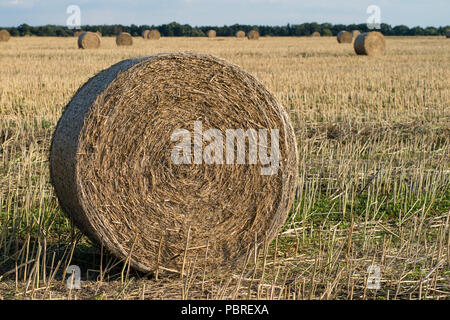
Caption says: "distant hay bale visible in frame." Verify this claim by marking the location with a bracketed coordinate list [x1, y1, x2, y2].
[148, 29, 161, 40]
[74, 31, 85, 37]
[352, 30, 361, 38]
[354, 31, 386, 56]
[116, 32, 133, 46]
[0, 29, 10, 42]
[142, 30, 150, 39]
[207, 30, 216, 38]
[235, 30, 245, 38]
[337, 31, 353, 43]
[446, 30, 450, 38]
[311, 31, 321, 37]
[77, 32, 101, 49]
[247, 30, 260, 40]
[50, 52, 298, 274]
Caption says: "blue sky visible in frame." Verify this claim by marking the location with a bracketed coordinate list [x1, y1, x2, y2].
[0, 0, 448, 27]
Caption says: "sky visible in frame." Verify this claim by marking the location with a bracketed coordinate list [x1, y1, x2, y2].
[0, 0, 448, 28]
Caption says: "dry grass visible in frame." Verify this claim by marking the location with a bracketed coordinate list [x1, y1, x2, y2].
[0, 36, 449, 300]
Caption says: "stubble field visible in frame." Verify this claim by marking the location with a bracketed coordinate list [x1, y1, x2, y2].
[0, 36, 449, 299]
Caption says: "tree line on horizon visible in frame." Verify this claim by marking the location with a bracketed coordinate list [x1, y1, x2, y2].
[3, 22, 449, 37]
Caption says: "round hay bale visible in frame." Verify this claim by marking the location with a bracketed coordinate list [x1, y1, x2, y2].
[207, 30, 216, 38]
[77, 32, 101, 49]
[247, 30, 260, 40]
[74, 30, 84, 37]
[337, 31, 353, 43]
[142, 30, 150, 39]
[50, 52, 298, 274]
[116, 32, 133, 46]
[311, 31, 321, 37]
[148, 29, 161, 40]
[354, 31, 386, 56]
[96, 31, 102, 37]
[235, 30, 245, 38]
[352, 30, 361, 38]
[0, 29, 10, 42]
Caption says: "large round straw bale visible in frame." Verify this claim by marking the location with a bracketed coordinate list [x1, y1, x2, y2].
[352, 30, 361, 38]
[116, 32, 133, 46]
[311, 31, 320, 37]
[148, 29, 161, 40]
[142, 30, 150, 39]
[77, 32, 101, 49]
[337, 31, 352, 43]
[96, 31, 102, 37]
[0, 29, 10, 42]
[50, 52, 298, 274]
[235, 30, 245, 38]
[207, 30, 216, 38]
[247, 30, 260, 40]
[354, 31, 386, 56]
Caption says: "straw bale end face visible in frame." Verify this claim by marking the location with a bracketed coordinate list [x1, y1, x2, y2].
[352, 30, 361, 38]
[337, 31, 353, 43]
[142, 30, 150, 39]
[0, 29, 11, 42]
[207, 30, 216, 38]
[354, 31, 386, 56]
[149, 29, 161, 40]
[74, 31, 83, 37]
[78, 32, 101, 49]
[311, 31, 320, 37]
[116, 32, 133, 46]
[50, 52, 298, 274]
[236, 30, 246, 38]
[247, 30, 260, 40]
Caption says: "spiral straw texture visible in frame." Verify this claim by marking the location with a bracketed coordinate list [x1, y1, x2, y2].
[50, 52, 298, 273]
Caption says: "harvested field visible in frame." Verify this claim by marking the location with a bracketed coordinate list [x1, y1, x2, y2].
[0, 36, 449, 300]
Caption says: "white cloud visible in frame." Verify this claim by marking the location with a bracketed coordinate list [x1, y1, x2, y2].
[0, 0, 35, 8]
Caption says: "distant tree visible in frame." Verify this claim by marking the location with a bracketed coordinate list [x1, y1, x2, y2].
[1, 22, 448, 37]
[411, 26, 425, 36]
[322, 28, 332, 36]
[393, 25, 409, 36]
[424, 27, 438, 36]
[9, 28, 19, 36]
